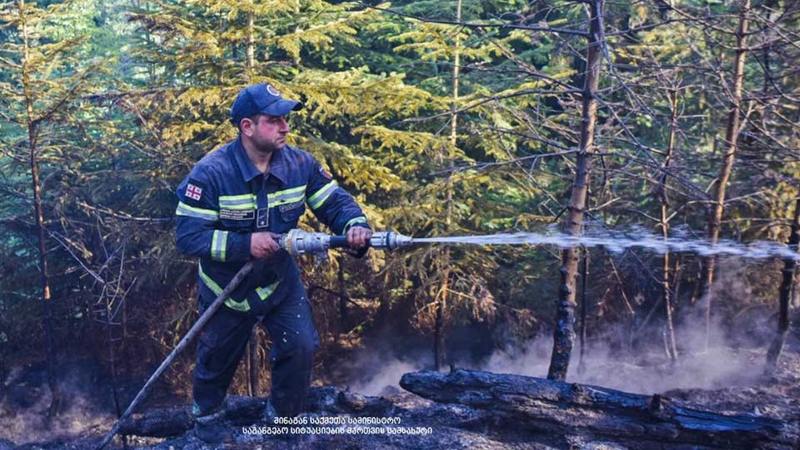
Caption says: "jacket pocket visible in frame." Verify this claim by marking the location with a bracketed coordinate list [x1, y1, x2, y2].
[278, 201, 305, 224]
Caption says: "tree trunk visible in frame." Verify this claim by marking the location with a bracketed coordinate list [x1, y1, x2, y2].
[765, 197, 800, 372]
[338, 256, 348, 338]
[661, 87, 680, 361]
[450, 0, 461, 148]
[433, 295, 446, 370]
[246, 331, 258, 396]
[578, 247, 589, 374]
[698, 0, 751, 348]
[548, 0, 603, 381]
[19, 0, 60, 417]
[433, 0, 462, 371]
[104, 300, 122, 418]
[246, 8, 255, 79]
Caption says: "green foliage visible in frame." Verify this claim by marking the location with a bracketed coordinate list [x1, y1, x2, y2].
[1, 0, 798, 389]
[0, 0, 111, 363]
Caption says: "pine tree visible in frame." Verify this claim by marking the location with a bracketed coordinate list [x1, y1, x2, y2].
[0, 0, 107, 415]
[357, 0, 581, 366]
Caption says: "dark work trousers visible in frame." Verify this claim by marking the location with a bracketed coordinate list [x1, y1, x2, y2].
[192, 265, 319, 418]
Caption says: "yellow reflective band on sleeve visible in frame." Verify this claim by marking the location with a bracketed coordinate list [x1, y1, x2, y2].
[307, 180, 337, 210]
[343, 216, 368, 231]
[255, 280, 281, 301]
[268, 185, 306, 207]
[211, 230, 228, 262]
[198, 263, 250, 312]
[220, 193, 254, 201]
[219, 194, 256, 211]
[176, 202, 219, 221]
[224, 297, 250, 312]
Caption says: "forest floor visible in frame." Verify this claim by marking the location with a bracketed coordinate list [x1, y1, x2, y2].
[1, 346, 798, 449]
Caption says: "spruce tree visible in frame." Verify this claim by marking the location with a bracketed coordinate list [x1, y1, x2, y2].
[0, 0, 106, 415]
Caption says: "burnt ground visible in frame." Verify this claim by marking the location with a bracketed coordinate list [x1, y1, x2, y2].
[2, 348, 799, 450]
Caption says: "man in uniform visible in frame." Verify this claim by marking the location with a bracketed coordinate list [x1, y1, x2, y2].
[175, 83, 372, 442]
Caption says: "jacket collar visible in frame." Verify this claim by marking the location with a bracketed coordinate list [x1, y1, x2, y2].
[268, 145, 289, 185]
[231, 136, 288, 185]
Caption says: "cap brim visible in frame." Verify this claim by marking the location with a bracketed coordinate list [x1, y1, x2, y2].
[261, 99, 303, 117]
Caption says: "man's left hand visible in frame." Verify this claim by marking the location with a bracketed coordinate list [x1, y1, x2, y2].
[346, 226, 372, 249]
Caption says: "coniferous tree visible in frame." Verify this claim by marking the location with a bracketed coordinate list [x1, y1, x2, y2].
[0, 0, 107, 415]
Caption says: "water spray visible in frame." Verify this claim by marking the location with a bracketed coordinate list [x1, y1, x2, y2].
[280, 228, 800, 262]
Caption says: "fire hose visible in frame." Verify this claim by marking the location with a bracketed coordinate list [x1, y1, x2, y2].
[96, 229, 411, 449]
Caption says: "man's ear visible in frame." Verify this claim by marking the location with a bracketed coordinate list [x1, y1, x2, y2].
[240, 117, 255, 137]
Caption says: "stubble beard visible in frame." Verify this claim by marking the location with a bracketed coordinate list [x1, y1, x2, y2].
[253, 136, 285, 155]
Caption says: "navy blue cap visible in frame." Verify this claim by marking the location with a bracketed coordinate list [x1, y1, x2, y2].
[230, 83, 303, 126]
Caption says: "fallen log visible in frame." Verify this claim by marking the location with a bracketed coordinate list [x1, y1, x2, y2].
[116, 397, 256, 438]
[117, 387, 396, 438]
[400, 369, 790, 449]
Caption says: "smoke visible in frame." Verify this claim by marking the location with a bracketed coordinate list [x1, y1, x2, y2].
[343, 315, 768, 397]
[340, 343, 425, 396]
[477, 321, 763, 395]
[0, 365, 114, 445]
[344, 256, 781, 397]
[349, 358, 421, 396]
[478, 257, 773, 394]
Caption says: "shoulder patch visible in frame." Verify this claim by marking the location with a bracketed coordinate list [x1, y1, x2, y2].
[183, 178, 206, 205]
[186, 183, 203, 201]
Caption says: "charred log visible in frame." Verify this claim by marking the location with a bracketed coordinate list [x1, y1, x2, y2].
[400, 369, 787, 449]
[117, 387, 396, 438]
[116, 397, 258, 438]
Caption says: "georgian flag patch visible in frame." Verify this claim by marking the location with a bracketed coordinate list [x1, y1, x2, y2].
[185, 183, 203, 201]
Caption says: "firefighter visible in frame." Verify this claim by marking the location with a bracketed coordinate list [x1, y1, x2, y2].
[174, 83, 371, 443]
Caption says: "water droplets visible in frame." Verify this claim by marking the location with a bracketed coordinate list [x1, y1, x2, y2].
[411, 228, 799, 261]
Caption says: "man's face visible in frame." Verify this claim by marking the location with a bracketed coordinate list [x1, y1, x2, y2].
[242, 114, 290, 154]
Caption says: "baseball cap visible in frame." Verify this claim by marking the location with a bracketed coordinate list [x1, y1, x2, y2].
[230, 83, 303, 126]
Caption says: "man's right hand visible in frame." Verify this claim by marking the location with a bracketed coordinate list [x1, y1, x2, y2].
[250, 232, 281, 259]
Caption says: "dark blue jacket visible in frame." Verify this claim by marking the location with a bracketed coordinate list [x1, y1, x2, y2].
[175, 137, 369, 315]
